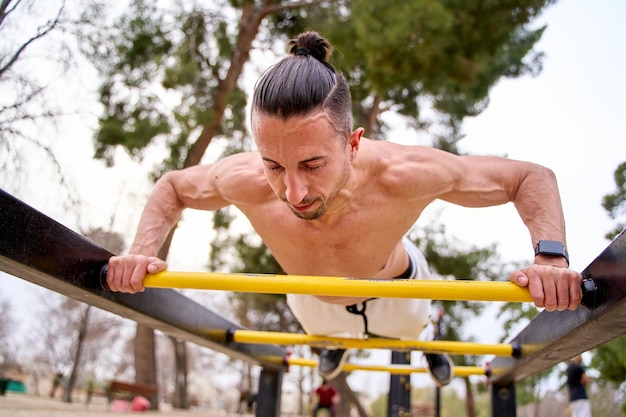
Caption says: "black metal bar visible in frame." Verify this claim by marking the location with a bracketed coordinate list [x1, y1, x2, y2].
[0, 188, 286, 368]
[256, 368, 283, 417]
[491, 381, 516, 417]
[489, 229, 626, 384]
[387, 350, 411, 417]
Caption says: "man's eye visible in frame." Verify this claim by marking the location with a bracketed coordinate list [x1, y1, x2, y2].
[303, 165, 321, 172]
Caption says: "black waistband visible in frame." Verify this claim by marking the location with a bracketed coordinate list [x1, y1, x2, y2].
[394, 253, 414, 279]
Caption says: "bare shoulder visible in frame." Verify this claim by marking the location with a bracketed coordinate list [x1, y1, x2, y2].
[360, 139, 461, 196]
[212, 152, 273, 204]
[361, 138, 548, 207]
[163, 152, 272, 208]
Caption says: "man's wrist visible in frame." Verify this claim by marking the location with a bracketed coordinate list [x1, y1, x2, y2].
[534, 240, 569, 266]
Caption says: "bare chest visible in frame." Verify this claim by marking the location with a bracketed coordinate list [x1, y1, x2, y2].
[241, 200, 419, 278]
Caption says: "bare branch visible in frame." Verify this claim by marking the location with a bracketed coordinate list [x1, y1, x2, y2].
[0, 0, 66, 77]
[0, 0, 21, 27]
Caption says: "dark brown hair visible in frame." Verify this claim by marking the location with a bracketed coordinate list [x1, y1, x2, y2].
[252, 31, 353, 138]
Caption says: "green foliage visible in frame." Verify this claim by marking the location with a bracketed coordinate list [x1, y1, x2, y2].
[84, 0, 174, 167]
[283, 0, 554, 144]
[83, 0, 248, 173]
[591, 335, 626, 384]
[84, 0, 556, 173]
[602, 161, 626, 240]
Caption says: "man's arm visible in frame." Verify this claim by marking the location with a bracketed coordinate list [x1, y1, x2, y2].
[399, 147, 582, 311]
[106, 153, 262, 293]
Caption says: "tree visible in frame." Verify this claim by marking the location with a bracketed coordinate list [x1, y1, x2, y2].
[602, 161, 626, 240]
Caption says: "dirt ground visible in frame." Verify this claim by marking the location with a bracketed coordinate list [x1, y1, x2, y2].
[0, 392, 245, 417]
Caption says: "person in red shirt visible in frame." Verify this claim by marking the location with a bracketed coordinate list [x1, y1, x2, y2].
[312, 379, 339, 417]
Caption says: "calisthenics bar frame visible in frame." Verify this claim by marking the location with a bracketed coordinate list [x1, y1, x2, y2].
[226, 329, 521, 357]
[101, 266, 597, 306]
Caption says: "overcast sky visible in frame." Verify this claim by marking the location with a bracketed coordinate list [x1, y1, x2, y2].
[2, 0, 625, 399]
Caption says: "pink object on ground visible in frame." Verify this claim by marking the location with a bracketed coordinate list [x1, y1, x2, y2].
[131, 395, 151, 412]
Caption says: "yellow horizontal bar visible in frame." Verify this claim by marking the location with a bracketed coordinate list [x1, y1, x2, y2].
[286, 357, 486, 377]
[232, 330, 514, 356]
[143, 271, 532, 303]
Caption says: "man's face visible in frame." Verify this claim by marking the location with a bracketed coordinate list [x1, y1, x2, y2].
[251, 111, 357, 220]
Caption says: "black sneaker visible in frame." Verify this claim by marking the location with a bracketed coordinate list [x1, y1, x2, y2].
[318, 348, 348, 381]
[424, 353, 454, 387]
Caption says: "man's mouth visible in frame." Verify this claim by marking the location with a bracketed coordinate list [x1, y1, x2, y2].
[292, 202, 315, 212]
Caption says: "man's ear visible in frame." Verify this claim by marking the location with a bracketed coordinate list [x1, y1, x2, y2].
[348, 128, 364, 161]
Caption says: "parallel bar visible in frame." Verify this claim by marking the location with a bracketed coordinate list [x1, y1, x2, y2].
[231, 329, 515, 356]
[139, 271, 533, 303]
[286, 357, 486, 377]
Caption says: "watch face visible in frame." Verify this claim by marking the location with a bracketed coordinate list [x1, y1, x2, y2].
[537, 240, 565, 256]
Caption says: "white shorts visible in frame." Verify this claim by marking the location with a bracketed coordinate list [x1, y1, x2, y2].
[570, 399, 591, 417]
[287, 238, 433, 340]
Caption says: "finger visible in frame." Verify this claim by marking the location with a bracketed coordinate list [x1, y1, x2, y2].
[555, 270, 572, 311]
[129, 268, 146, 293]
[509, 271, 529, 287]
[568, 272, 583, 310]
[147, 259, 167, 274]
[106, 257, 123, 292]
[524, 267, 549, 310]
[537, 268, 557, 312]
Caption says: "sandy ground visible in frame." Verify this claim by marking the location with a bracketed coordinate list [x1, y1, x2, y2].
[0, 392, 247, 417]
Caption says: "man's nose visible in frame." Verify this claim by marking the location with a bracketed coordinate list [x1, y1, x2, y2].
[284, 172, 307, 204]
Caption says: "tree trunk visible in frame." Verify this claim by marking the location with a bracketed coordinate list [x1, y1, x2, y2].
[184, 1, 275, 168]
[135, 324, 158, 410]
[464, 377, 476, 417]
[332, 373, 370, 417]
[62, 305, 91, 403]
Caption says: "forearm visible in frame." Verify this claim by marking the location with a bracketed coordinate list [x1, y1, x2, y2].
[129, 175, 185, 256]
[513, 164, 567, 250]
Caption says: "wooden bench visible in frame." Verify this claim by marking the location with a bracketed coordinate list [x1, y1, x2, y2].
[107, 380, 157, 401]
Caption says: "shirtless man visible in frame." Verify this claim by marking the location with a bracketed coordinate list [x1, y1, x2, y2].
[105, 32, 582, 386]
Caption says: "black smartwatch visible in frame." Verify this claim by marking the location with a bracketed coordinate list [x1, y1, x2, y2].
[534, 240, 569, 266]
